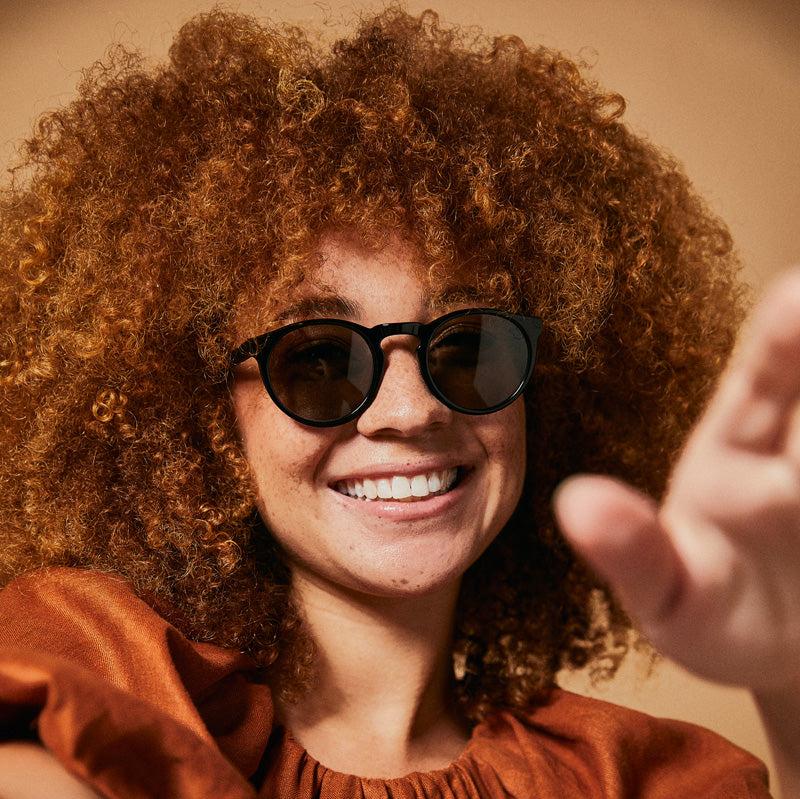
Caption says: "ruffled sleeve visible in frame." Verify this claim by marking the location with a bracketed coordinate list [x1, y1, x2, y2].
[0, 567, 272, 799]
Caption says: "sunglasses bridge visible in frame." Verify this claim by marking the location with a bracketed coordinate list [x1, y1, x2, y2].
[364, 321, 430, 346]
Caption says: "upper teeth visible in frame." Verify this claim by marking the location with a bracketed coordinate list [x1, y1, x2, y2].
[335, 468, 458, 501]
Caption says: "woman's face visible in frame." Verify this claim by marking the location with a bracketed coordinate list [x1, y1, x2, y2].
[231, 232, 526, 598]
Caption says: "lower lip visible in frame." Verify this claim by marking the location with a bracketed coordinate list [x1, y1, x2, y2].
[328, 471, 471, 521]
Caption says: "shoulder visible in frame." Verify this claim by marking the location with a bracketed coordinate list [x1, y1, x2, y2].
[0, 567, 135, 627]
[0, 566, 160, 658]
[470, 688, 772, 798]
[0, 565, 257, 692]
[0, 565, 135, 610]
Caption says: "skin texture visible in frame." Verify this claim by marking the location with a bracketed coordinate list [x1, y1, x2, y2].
[231, 231, 525, 774]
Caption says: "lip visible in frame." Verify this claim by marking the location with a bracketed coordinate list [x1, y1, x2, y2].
[326, 459, 467, 486]
[328, 468, 472, 520]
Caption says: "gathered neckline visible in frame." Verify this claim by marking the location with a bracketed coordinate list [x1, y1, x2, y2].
[278, 720, 487, 785]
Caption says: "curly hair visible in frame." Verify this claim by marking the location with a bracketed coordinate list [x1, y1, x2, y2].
[0, 7, 746, 723]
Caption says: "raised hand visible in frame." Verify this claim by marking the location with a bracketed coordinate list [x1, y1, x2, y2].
[554, 268, 800, 695]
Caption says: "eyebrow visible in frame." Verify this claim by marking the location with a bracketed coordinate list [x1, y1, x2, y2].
[431, 284, 488, 308]
[271, 294, 364, 325]
[269, 284, 490, 328]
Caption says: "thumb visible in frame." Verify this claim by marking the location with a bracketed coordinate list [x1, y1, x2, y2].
[553, 474, 686, 626]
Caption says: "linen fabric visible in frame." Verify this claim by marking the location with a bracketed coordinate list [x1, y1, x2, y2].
[0, 568, 771, 798]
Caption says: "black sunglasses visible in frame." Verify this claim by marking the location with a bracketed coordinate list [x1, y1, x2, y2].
[230, 308, 543, 427]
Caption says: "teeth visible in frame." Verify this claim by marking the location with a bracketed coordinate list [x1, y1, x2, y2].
[336, 468, 459, 502]
[410, 475, 428, 497]
[391, 476, 412, 499]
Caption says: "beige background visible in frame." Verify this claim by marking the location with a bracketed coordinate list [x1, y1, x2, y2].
[2, 1, 799, 794]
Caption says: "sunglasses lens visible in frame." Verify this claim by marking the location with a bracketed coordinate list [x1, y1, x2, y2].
[426, 313, 530, 411]
[267, 324, 373, 423]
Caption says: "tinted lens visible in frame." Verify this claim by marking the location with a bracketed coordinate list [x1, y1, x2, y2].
[267, 324, 374, 422]
[426, 313, 530, 410]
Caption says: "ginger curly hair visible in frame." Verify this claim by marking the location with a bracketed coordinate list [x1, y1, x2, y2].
[0, 7, 745, 722]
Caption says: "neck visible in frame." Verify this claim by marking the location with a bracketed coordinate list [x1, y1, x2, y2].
[275, 570, 470, 777]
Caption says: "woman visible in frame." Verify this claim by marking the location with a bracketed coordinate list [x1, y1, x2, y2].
[0, 8, 796, 797]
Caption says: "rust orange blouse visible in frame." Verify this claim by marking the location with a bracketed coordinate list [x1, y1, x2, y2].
[0, 568, 771, 798]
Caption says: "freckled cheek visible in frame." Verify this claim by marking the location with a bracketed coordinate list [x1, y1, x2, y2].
[247, 440, 330, 555]
[251, 435, 326, 497]
[232, 397, 327, 499]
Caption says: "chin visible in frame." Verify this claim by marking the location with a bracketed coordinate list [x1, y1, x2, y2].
[336, 548, 477, 599]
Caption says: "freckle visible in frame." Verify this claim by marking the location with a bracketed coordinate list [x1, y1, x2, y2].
[348, 545, 355, 551]
[400, 578, 409, 585]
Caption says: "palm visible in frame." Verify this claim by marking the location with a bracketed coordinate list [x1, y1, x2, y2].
[555, 269, 800, 693]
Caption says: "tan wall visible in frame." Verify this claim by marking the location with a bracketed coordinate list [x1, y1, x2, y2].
[3, 2, 798, 794]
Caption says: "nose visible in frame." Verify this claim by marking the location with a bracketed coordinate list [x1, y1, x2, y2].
[355, 336, 453, 437]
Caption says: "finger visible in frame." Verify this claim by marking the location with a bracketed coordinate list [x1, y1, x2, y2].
[705, 267, 800, 453]
[553, 474, 686, 625]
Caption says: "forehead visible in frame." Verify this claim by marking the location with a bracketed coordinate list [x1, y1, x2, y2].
[240, 231, 492, 333]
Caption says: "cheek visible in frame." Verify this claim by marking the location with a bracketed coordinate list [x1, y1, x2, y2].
[231, 383, 327, 507]
[484, 401, 527, 532]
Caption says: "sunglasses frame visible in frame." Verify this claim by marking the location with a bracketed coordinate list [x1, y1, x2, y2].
[230, 307, 543, 427]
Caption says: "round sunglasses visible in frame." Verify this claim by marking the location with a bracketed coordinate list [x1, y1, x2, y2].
[230, 308, 543, 427]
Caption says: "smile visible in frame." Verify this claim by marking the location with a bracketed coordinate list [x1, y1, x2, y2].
[333, 467, 462, 502]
